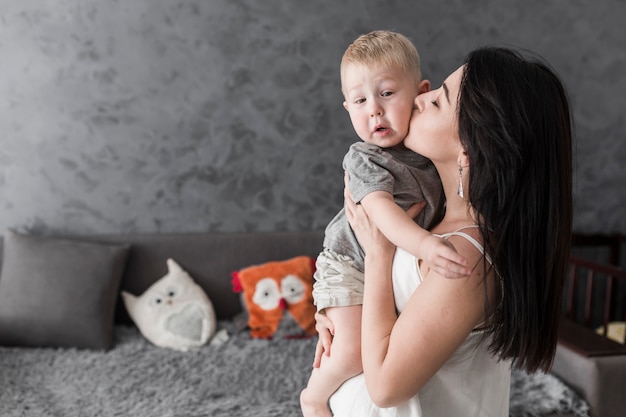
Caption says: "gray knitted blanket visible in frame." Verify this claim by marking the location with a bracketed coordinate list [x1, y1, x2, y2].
[0, 322, 589, 417]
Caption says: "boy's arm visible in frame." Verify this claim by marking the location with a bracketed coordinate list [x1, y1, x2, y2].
[359, 190, 469, 278]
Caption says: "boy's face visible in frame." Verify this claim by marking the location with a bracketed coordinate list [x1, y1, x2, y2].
[342, 63, 426, 148]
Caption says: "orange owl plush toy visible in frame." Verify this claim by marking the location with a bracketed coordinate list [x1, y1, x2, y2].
[231, 256, 316, 339]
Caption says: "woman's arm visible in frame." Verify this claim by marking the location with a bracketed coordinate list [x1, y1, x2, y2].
[345, 186, 491, 407]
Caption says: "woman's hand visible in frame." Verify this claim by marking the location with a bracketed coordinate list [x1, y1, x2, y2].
[312, 311, 334, 368]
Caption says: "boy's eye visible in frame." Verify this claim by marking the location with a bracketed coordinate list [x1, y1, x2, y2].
[381, 91, 393, 97]
[355, 98, 366, 104]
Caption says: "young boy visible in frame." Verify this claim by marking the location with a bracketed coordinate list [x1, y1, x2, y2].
[300, 31, 469, 417]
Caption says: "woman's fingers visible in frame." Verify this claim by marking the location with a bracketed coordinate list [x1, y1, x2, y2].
[315, 311, 334, 334]
[313, 339, 326, 368]
[312, 311, 334, 367]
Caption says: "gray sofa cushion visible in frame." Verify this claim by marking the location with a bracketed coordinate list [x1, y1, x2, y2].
[0, 230, 129, 350]
[552, 343, 626, 417]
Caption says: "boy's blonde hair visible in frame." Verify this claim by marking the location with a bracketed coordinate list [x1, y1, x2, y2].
[340, 30, 422, 94]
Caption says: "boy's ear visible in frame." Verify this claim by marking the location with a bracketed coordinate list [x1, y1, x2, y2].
[418, 79, 431, 94]
[343, 101, 349, 111]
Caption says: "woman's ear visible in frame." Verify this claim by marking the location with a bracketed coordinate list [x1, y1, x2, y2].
[418, 79, 431, 94]
[458, 150, 470, 168]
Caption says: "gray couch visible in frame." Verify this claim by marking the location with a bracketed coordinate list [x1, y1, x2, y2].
[0, 231, 600, 416]
[552, 342, 626, 417]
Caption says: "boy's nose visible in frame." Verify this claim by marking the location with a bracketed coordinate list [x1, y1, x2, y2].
[370, 104, 383, 117]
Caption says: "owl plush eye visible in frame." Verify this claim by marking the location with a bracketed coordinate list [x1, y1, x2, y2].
[281, 274, 305, 304]
[252, 278, 281, 310]
[165, 286, 177, 298]
[149, 296, 164, 308]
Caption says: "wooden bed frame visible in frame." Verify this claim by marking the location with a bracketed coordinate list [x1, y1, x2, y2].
[551, 234, 626, 417]
[560, 256, 626, 356]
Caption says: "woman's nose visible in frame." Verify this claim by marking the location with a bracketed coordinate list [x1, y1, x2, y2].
[413, 94, 425, 112]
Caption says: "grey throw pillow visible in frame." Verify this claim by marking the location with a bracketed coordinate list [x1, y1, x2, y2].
[0, 230, 130, 350]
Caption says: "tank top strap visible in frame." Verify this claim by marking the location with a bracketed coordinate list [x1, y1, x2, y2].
[436, 225, 493, 264]
[438, 225, 500, 332]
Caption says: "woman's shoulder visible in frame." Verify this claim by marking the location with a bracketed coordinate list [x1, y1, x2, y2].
[435, 225, 500, 311]
[435, 225, 483, 250]
[432, 224, 493, 273]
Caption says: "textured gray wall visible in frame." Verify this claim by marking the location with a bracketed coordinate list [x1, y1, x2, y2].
[1, 0, 625, 235]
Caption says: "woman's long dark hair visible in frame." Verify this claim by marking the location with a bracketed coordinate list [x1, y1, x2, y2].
[458, 47, 573, 372]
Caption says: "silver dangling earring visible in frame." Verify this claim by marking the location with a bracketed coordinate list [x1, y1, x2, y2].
[457, 165, 464, 198]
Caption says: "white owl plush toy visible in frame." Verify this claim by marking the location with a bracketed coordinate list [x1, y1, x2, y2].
[122, 258, 218, 351]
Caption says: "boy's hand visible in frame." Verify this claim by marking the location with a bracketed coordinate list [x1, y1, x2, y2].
[419, 234, 471, 278]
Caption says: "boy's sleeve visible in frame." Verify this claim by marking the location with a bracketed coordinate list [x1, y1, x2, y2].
[343, 142, 395, 204]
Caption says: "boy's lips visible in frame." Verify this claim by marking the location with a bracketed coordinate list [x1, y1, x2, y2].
[372, 125, 391, 138]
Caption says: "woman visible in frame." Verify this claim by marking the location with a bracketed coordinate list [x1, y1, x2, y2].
[319, 47, 573, 416]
